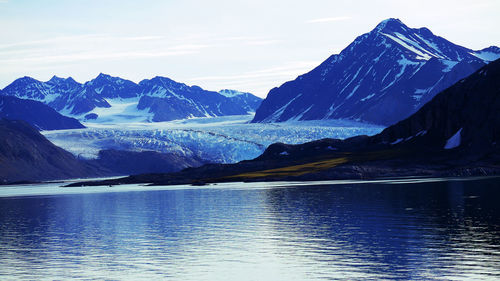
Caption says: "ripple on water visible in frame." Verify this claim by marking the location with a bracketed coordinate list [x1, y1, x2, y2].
[0, 177, 499, 280]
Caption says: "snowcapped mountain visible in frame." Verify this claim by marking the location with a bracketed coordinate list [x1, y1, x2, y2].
[1, 75, 110, 116]
[252, 18, 500, 125]
[219, 89, 262, 113]
[135, 77, 258, 122]
[0, 74, 262, 122]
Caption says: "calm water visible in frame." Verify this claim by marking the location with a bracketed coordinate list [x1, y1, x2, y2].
[0, 178, 499, 280]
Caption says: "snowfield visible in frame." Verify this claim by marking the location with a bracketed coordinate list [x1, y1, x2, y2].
[42, 115, 383, 163]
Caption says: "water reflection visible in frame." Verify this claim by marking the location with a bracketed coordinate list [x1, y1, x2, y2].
[0, 178, 499, 280]
[262, 179, 500, 279]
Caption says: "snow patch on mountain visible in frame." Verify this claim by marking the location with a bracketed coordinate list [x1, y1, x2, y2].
[218, 89, 245, 98]
[381, 32, 432, 60]
[441, 60, 459, 72]
[471, 48, 500, 62]
[360, 93, 376, 101]
[262, 94, 302, 122]
[444, 128, 462, 149]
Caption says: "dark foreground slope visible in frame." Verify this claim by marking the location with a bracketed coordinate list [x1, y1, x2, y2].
[90, 149, 204, 176]
[69, 59, 500, 187]
[0, 119, 205, 183]
[0, 119, 102, 182]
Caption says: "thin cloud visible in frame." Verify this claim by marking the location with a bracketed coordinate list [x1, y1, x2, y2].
[246, 39, 281, 46]
[191, 61, 319, 82]
[0, 34, 107, 50]
[0, 49, 200, 64]
[123, 36, 165, 41]
[0, 33, 211, 65]
[306, 16, 352, 24]
[189, 61, 320, 96]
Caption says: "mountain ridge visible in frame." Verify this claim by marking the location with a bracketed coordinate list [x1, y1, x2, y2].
[0, 74, 262, 122]
[252, 18, 500, 125]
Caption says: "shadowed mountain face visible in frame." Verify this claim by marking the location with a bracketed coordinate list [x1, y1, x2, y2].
[248, 58, 500, 178]
[90, 149, 204, 176]
[372, 58, 500, 160]
[0, 119, 101, 183]
[71, 59, 500, 186]
[0, 74, 262, 122]
[0, 119, 206, 183]
[0, 96, 84, 130]
[252, 18, 500, 126]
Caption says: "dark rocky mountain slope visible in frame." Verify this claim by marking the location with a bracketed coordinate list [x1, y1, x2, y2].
[0, 119, 100, 183]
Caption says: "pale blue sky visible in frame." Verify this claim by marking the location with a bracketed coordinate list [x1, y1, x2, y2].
[1, 0, 499, 97]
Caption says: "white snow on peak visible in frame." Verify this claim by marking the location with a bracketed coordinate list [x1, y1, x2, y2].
[413, 34, 446, 58]
[381, 32, 432, 60]
[375, 18, 403, 31]
[219, 89, 245, 98]
[471, 51, 500, 62]
[444, 128, 462, 149]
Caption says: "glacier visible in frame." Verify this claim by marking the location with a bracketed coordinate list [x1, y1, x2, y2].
[42, 115, 383, 164]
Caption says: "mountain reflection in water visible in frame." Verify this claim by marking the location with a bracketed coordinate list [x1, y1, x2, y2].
[0, 177, 499, 280]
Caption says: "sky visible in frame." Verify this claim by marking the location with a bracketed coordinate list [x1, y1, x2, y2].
[0, 0, 499, 98]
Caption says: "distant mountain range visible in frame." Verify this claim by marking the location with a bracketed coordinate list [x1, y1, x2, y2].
[75, 58, 500, 186]
[0, 74, 262, 122]
[252, 18, 500, 126]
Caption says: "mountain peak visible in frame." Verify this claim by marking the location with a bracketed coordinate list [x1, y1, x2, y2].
[148, 76, 177, 85]
[252, 19, 499, 125]
[65, 77, 78, 84]
[219, 89, 245, 97]
[49, 75, 63, 82]
[14, 76, 39, 85]
[95, 73, 113, 81]
[374, 18, 407, 33]
[47, 75, 79, 85]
